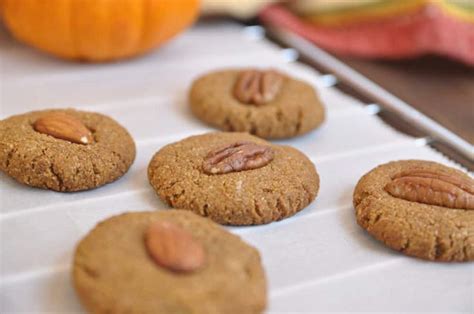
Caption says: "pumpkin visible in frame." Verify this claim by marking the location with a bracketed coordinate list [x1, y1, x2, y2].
[1, 0, 200, 62]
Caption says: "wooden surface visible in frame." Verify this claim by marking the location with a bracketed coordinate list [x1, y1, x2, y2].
[264, 21, 473, 166]
[338, 55, 474, 145]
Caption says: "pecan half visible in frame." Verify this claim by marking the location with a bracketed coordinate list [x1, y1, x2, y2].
[203, 141, 274, 175]
[233, 69, 284, 106]
[33, 112, 93, 145]
[384, 169, 474, 209]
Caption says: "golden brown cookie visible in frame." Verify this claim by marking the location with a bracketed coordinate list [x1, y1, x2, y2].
[189, 68, 325, 139]
[0, 109, 135, 192]
[353, 160, 474, 262]
[148, 132, 319, 225]
[73, 210, 267, 314]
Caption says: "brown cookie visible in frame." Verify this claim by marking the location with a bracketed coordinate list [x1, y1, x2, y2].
[0, 109, 136, 192]
[189, 68, 325, 139]
[148, 132, 319, 225]
[73, 210, 267, 314]
[353, 160, 474, 262]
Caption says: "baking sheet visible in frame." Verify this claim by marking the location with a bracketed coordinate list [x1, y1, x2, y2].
[1, 22, 472, 313]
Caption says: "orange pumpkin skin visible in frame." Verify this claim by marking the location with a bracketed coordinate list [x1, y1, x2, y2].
[1, 0, 200, 62]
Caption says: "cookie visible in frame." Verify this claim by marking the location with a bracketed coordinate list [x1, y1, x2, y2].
[148, 132, 319, 225]
[73, 210, 267, 314]
[353, 160, 474, 262]
[0, 109, 136, 192]
[189, 68, 325, 139]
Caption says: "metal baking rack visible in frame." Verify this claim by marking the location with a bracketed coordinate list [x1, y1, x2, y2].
[242, 24, 473, 170]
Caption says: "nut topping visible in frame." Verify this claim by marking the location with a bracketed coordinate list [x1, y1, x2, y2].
[233, 69, 284, 106]
[145, 221, 206, 273]
[203, 141, 274, 175]
[33, 112, 93, 145]
[385, 169, 474, 210]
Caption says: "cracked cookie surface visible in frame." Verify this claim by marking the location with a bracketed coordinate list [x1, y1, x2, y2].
[73, 210, 267, 314]
[148, 132, 319, 225]
[189, 69, 325, 139]
[353, 160, 474, 262]
[0, 109, 135, 192]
